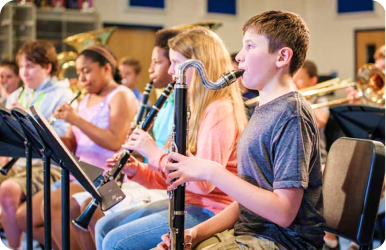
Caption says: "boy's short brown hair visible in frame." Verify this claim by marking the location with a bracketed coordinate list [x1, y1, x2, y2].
[119, 57, 142, 75]
[243, 10, 309, 75]
[16, 41, 59, 76]
[302, 60, 318, 78]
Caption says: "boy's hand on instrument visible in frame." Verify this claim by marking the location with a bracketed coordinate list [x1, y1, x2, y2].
[165, 152, 217, 190]
[157, 229, 196, 250]
[122, 128, 157, 158]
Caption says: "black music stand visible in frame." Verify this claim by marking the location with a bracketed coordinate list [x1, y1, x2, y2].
[11, 108, 103, 250]
[0, 108, 43, 250]
[0, 108, 40, 158]
[11, 107, 59, 250]
[329, 105, 385, 144]
[29, 106, 125, 250]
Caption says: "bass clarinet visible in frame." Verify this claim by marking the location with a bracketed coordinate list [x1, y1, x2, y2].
[72, 81, 176, 231]
[169, 59, 243, 250]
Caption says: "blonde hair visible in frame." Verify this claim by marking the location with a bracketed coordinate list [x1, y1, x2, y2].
[169, 27, 247, 153]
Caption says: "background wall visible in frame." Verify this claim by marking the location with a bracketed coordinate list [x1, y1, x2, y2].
[93, 0, 385, 80]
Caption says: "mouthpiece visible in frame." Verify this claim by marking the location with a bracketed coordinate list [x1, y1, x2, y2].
[221, 70, 244, 86]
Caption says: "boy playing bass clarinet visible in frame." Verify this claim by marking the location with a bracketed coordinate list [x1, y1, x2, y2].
[158, 10, 325, 250]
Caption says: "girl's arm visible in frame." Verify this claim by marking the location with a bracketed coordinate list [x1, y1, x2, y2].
[65, 91, 136, 151]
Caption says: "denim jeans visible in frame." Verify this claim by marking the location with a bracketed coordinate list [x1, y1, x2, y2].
[95, 199, 215, 250]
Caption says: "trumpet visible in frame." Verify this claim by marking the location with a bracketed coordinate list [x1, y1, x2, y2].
[169, 59, 243, 250]
[72, 81, 176, 231]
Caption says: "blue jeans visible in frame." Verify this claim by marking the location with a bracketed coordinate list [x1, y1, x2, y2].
[95, 199, 215, 250]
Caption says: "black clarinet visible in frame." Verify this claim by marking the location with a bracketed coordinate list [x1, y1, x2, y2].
[169, 59, 243, 250]
[72, 81, 176, 231]
[134, 80, 154, 127]
[0, 157, 19, 175]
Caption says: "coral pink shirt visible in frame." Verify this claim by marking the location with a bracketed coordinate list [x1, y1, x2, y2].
[130, 98, 239, 214]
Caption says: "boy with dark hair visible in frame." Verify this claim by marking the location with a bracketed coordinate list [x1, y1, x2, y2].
[159, 10, 325, 250]
[148, 28, 180, 148]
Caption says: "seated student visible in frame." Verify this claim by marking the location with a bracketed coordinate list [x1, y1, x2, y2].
[0, 60, 22, 105]
[0, 40, 73, 250]
[0, 60, 22, 175]
[118, 56, 143, 101]
[68, 28, 180, 250]
[95, 26, 248, 250]
[293, 60, 329, 166]
[15, 44, 138, 250]
[157, 10, 325, 250]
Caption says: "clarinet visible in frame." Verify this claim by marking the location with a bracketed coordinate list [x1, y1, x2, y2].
[72, 81, 176, 231]
[116, 80, 154, 187]
[134, 80, 153, 127]
[0, 157, 19, 175]
[169, 59, 243, 250]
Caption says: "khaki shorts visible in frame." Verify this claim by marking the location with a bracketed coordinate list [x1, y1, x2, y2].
[0, 167, 20, 185]
[11, 165, 62, 197]
[196, 229, 280, 250]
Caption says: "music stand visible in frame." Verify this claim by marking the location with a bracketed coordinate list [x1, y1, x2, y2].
[0, 108, 40, 158]
[329, 105, 385, 144]
[11, 108, 103, 250]
[11, 107, 61, 250]
[29, 106, 125, 250]
[0, 108, 43, 250]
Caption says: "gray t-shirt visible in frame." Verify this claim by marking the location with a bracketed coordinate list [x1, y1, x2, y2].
[234, 91, 325, 250]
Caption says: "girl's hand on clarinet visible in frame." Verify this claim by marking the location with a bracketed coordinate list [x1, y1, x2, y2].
[54, 103, 80, 125]
[121, 155, 139, 178]
[122, 128, 157, 158]
[105, 153, 120, 168]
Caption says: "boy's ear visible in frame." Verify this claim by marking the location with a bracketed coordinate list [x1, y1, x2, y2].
[276, 47, 293, 69]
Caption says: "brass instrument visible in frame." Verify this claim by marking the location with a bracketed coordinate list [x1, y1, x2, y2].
[307, 64, 385, 109]
[245, 64, 385, 109]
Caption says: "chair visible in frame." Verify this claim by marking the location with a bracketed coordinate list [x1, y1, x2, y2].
[323, 137, 385, 250]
